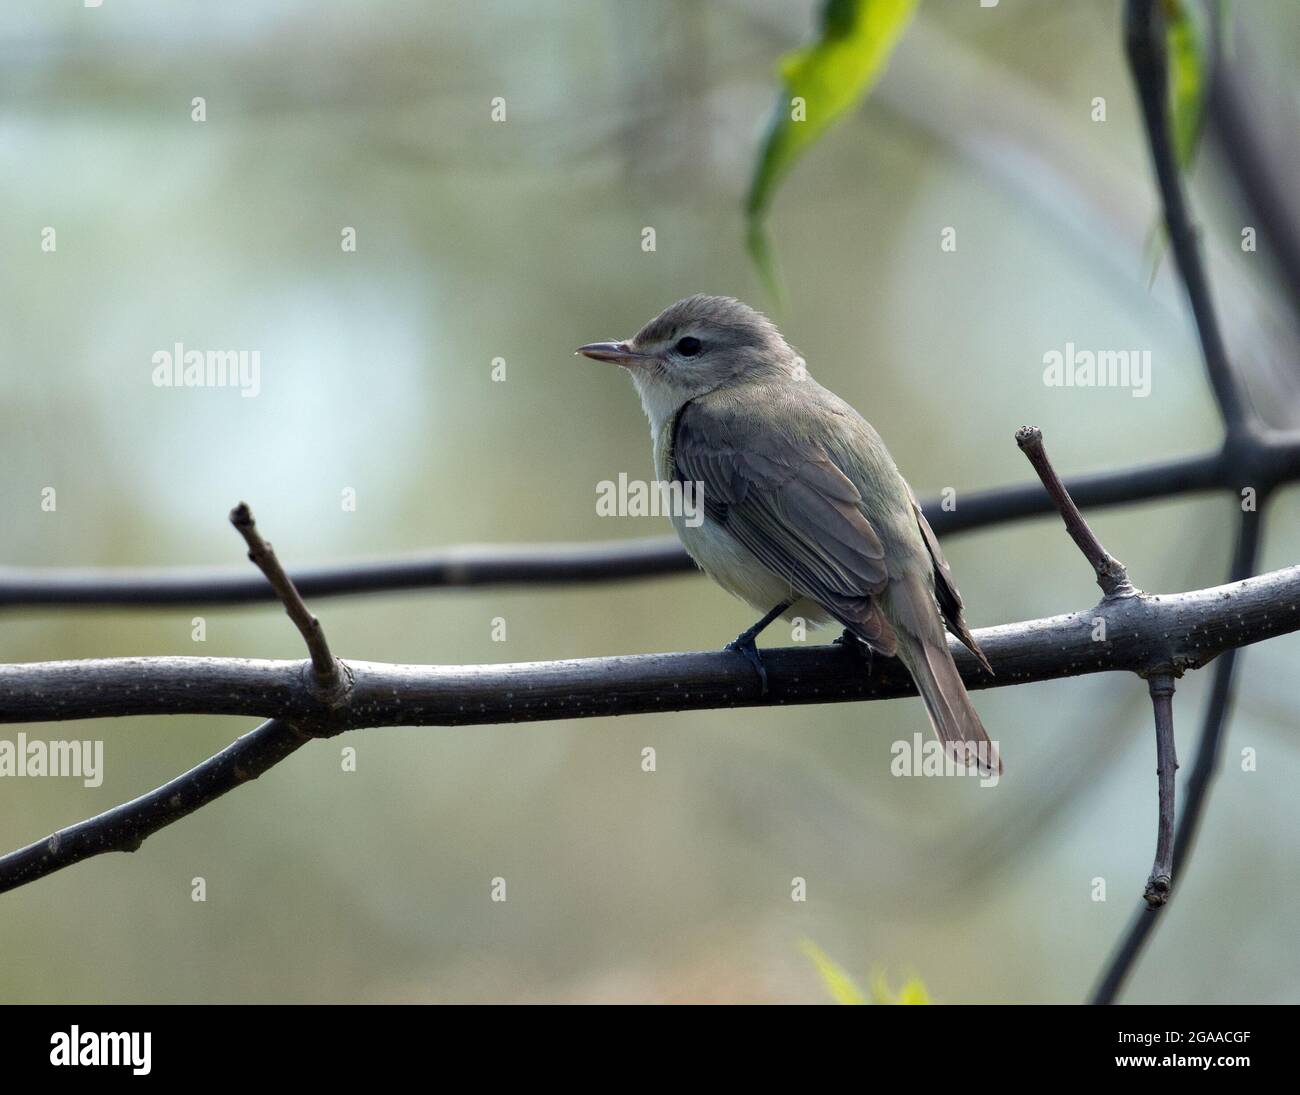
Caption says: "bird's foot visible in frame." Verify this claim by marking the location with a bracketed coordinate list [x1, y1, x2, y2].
[834, 629, 874, 672]
[726, 633, 770, 696]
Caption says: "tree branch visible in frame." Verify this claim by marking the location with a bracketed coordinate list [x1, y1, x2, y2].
[1125, 0, 1252, 434]
[1082, 0, 1274, 1005]
[1, 563, 1297, 731]
[0, 719, 309, 895]
[0, 534, 697, 607]
[2, 559, 1295, 894]
[8, 437, 1300, 609]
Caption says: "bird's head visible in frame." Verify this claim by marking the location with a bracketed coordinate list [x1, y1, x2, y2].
[576, 295, 798, 424]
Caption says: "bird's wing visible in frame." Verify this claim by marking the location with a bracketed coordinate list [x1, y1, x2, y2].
[904, 483, 993, 674]
[672, 397, 898, 654]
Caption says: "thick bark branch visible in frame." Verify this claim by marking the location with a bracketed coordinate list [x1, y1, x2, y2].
[1, 564, 1296, 730]
[1, 561, 1294, 896]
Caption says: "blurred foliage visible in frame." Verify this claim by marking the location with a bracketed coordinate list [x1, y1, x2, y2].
[870, 971, 932, 1006]
[801, 939, 868, 1004]
[1165, 0, 1211, 170]
[746, 0, 918, 299]
[801, 940, 931, 1004]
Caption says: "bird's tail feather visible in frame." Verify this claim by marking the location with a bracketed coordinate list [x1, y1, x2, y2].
[899, 632, 1001, 775]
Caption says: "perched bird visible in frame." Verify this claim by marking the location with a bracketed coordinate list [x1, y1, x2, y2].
[578, 295, 998, 774]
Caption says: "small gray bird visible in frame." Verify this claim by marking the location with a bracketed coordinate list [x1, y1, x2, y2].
[578, 295, 999, 773]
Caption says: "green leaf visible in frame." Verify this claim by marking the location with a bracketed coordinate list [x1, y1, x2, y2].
[745, 0, 919, 295]
[1145, 0, 1214, 284]
[1163, 0, 1209, 171]
[799, 939, 867, 1005]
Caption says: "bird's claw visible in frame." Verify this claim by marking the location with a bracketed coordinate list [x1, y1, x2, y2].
[834, 629, 874, 671]
[726, 635, 770, 695]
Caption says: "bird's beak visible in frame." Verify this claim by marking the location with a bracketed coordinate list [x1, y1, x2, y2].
[575, 341, 648, 366]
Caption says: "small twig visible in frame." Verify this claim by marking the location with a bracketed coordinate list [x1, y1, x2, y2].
[1143, 673, 1178, 907]
[1015, 426, 1136, 598]
[229, 503, 338, 689]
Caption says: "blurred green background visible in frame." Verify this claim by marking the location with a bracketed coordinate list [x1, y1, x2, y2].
[2, 0, 1298, 1003]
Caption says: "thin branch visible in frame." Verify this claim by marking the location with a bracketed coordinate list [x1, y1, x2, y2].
[5, 432, 1300, 611]
[941, 447, 1229, 529]
[1015, 426, 1135, 598]
[0, 720, 309, 895]
[0, 534, 697, 608]
[11, 439, 1300, 609]
[1124, 0, 1252, 434]
[1090, 503, 1265, 1004]
[1143, 672, 1178, 907]
[228, 503, 338, 690]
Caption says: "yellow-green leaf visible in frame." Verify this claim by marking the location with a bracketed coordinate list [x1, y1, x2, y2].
[1164, 0, 1208, 170]
[1146, 0, 1215, 283]
[745, 0, 919, 296]
[870, 970, 932, 1005]
[799, 940, 867, 1005]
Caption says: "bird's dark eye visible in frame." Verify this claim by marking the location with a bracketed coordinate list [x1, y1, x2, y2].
[675, 336, 702, 357]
